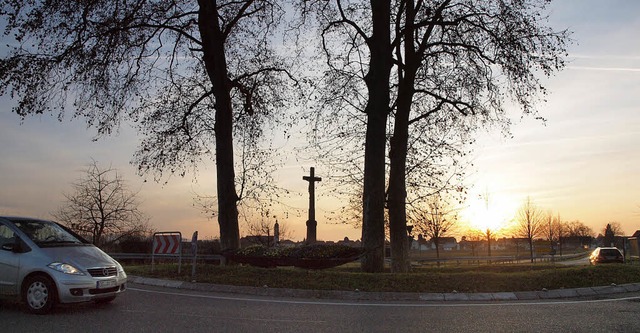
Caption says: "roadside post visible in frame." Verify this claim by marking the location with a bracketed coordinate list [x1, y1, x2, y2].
[151, 231, 183, 273]
[191, 231, 198, 281]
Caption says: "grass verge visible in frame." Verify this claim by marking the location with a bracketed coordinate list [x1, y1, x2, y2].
[124, 263, 640, 293]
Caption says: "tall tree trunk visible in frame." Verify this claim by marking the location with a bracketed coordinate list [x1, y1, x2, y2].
[529, 238, 534, 263]
[559, 237, 563, 256]
[435, 240, 441, 268]
[361, 111, 388, 272]
[198, 0, 240, 251]
[361, 0, 392, 273]
[388, 0, 417, 273]
[388, 92, 411, 272]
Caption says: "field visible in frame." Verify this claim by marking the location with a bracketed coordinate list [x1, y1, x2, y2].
[124, 256, 640, 293]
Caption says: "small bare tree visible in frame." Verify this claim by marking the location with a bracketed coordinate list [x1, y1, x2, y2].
[514, 197, 544, 263]
[410, 195, 459, 265]
[54, 161, 149, 247]
[542, 211, 557, 255]
[245, 213, 292, 247]
[553, 213, 566, 256]
[460, 231, 485, 257]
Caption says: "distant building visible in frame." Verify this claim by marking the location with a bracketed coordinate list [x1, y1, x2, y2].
[411, 235, 429, 251]
[628, 231, 640, 257]
[561, 236, 594, 249]
[429, 237, 459, 251]
[495, 237, 529, 250]
[337, 237, 361, 248]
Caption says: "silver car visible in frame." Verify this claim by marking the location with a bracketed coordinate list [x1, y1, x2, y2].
[0, 216, 127, 314]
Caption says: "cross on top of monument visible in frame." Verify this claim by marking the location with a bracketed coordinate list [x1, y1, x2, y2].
[303, 167, 321, 244]
[303, 167, 322, 187]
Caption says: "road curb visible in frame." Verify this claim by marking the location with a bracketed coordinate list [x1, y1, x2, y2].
[128, 276, 640, 302]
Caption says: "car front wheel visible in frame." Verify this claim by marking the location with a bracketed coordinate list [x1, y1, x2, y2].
[23, 275, 57, 314]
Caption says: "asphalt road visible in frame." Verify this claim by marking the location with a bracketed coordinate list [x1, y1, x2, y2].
[3, 282, 640, 332]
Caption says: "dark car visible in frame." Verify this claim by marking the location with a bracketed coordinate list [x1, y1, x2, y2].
[589, 247, 624, 265]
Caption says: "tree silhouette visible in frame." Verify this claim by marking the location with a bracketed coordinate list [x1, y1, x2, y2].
[602, 222, 623, 247]
[386, 0, 570, 272]
[298, 0, 393, 272]
[410, 194, 459, 266]
[53, 161, 150, 247]
[514, 197, 544, 263]
[0, 0, 296, 251]
[299, 0, 569, 272]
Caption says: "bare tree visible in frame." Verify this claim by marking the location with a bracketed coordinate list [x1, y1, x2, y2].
[0, 0, 297, 252]
[478, 189, 495, 257]
[566, 220, 594, 238]
[564, 220, 593, 249]
[602, 222, 624, 247]
[299, 0, 569, 272]
[297, 0, 394, 272]
[542, 211, 558, 255]
[193, 127, 297, 239]
[410, 194, 459, 265]
[53, 161, 149, 247]
[386, 0, 569, 272]
[553, 213, 566, 256]
[460, 231, 484, 257]
[245, 216, 291, 247]
[514, 197, 544, 263]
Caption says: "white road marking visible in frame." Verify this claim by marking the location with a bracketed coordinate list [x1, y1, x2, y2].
[120, 308, 326, 324]
[128, 286, 640, 308]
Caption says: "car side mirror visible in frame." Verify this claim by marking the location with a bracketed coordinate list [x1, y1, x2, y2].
[1, 237, 31, 253]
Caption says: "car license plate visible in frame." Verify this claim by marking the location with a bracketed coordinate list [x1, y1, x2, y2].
[96, 279, 117, 289]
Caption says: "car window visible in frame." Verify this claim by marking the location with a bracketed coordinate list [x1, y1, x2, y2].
[0, 223, 15, 248]
[600, 249, 620, 256]
[12, 220, 84, 247]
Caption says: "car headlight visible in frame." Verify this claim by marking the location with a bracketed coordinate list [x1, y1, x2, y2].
[48, 262, 85, 275]
[116, 263, 127, 278]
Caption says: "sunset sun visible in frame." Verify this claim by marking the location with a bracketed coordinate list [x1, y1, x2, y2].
[461, 194, 518, 233]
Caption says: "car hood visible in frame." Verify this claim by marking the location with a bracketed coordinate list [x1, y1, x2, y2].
[40, 245, 118, 269]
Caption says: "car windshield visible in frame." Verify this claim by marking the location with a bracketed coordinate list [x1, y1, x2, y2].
[600, 249, 620, 256]
[12, 219, 85, 247]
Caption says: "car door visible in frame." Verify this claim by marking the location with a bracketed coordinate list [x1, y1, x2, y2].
[0, 222, 20, 295]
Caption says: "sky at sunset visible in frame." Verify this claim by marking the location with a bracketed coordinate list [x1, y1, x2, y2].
[1, 1, 638, 242]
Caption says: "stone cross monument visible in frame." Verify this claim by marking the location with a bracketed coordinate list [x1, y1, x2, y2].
[303, 167, 321, 243]
[274, 220, 280, 245]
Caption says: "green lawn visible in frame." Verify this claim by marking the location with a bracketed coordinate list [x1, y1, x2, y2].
[125, 262, 640, 293]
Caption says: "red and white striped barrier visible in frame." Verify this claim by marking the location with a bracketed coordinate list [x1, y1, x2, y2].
[153, 233, 181, 254]
[151, 231, 183, 273]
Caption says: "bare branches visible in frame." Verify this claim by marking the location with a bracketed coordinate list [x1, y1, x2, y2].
[0, 0, 204, 136]
[409, 193, 459, 263]
[410, 194, 459, 241]
[0, 1, 298, 251]
[514, 197, 544, 262]
[335, 0, 370, 44]
[53, 160, 149, 247]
